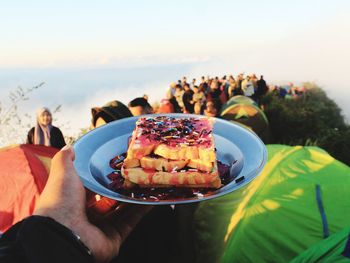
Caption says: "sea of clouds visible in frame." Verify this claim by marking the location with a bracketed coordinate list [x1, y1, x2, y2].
[0, 61, 349, 146]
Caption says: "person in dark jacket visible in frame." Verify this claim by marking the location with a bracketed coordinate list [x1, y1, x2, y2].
[182, 83, 194, 113]
[128, 97, 153, 116]
[0, 146, 151, 263]
[207, 80, 222, 114]
[26, 107, 66, 149]
[90, 100, 133, 128]
[256, 75, 268, 105]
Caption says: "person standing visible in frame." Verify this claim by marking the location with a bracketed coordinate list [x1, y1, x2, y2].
[204, 100, 217, 117]
[26, 107, 66, 149]
[174, 84, 185, 112]
[207, 80, 222, 113]
[199, 76, 209, 95]
[191, 85, 206, 114]
[182, 84, 194, 113]
[256, 75, 268, 105]
[242, 76, 255, 98]
[191, 78, 196, 88]
[228, 75, 237, 98]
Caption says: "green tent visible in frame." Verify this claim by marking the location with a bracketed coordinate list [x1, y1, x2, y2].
[175, 145, 350, 263]
[220, 102, 269, 141]
[221, 96, 258, 113]
[290, 227, 350, 262]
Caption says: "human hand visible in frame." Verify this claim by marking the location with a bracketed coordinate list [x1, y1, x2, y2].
[34, 146, 151, 263]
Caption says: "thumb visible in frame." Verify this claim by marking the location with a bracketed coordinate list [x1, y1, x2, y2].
[60, 145, 75, 162]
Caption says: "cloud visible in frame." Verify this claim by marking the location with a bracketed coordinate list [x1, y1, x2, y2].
[53, 80, 171, 137]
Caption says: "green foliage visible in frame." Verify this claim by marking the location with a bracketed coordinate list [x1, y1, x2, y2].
[317, 128, 350, 165]
[262, 83, 350, 165]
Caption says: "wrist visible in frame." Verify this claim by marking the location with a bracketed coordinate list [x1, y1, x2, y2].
[22, 216, 94, 260]
[71, 231, 92, 257]
[34, 208, 90, 249]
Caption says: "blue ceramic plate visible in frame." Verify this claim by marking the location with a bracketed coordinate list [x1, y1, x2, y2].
[73, 114, 267, 205]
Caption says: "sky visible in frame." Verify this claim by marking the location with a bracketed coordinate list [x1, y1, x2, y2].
[1, 0, 349, 67]
[0, 0, 349, 140]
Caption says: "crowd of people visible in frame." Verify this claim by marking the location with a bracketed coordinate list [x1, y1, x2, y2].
[25, 73, 308, 151]
[6, 73, 307, 262]
[158, 74, 269, 116]
[269, 83, 306, 100]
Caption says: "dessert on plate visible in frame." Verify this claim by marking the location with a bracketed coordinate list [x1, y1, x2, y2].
[121, 116, 221, 188]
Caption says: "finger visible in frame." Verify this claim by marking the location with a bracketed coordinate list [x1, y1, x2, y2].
[60, 144, 75, 161]
[42, 144, 85, 213]
[89, 202, 129, 224]
[87, 196, 121, 223]
[102, 202, 129, 220]
[50, 146, 75, 174]
[85, 189, 98, 207]
[104, 203, 150, 222]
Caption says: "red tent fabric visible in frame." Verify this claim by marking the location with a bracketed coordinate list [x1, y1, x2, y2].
[0, 144, 58, 232]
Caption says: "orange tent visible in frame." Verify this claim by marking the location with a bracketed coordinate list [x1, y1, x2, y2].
[0, 144, 58, 232]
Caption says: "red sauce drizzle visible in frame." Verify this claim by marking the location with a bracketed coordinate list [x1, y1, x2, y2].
[105, 117, 235, 202]
[107, 154, 234, 202]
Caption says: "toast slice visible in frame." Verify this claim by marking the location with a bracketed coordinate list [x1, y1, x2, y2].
[126, 116, 215, 159]
[187, 159, 214, 173]
[140, 156, 188, 172]
[121, 162, 221, 188]
[123, 157, 140, 168]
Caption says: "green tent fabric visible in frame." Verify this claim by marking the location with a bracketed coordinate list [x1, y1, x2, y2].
[175, 145, 350, 263]
[220, 103, 269, 141]
[290, 227, 350, 263]
[221, 96, 258, 113]
[220, 95, 269, 141]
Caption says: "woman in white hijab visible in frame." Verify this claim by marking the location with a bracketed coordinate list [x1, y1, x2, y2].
[26, 107, 66, 149]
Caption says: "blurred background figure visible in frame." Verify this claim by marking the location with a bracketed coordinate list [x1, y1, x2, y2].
[207, 80, 222, 114]
[199, 76, 209, 94]
[26, 107, 66, 149]
[90, 100, 132, 129]
[151, 101, 160, 113]
[181, 76, 188, 86]
[191, 78, 196, 87]
[191, 85, 206, 115]
[174, 84, 185, 112]
[157, 99, 174, 114]
[256, 75, 268, 105]
[228, 75, 237, 98]
[242, 76, 255, 99]
[182, 83, 194, 114]
[166, 82, 177, 100]
[194, 102, 202, 115]
[204, 100, 217, 117]
[128, 97, 153, 116]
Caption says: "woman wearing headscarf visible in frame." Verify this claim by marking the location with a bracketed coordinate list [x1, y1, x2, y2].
[26, 107, 66, 149]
